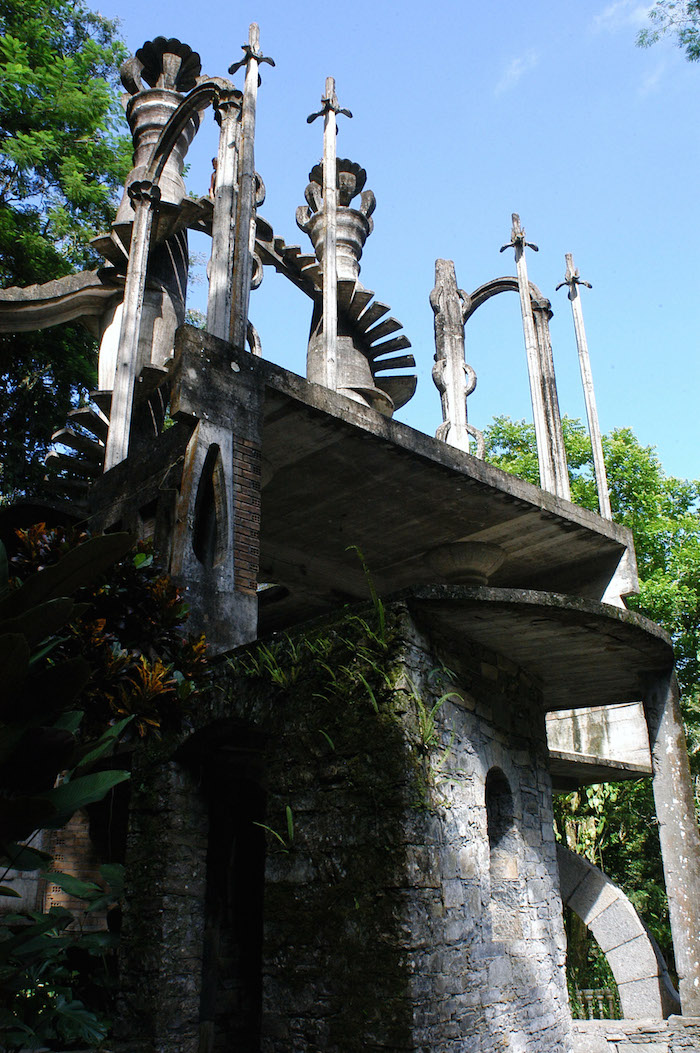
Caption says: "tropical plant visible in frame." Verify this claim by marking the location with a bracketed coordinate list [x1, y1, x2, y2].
[0, 0, 131, 499]
[0, 523, 210, 1047]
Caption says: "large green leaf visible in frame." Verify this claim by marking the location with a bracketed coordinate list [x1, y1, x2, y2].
[0, 596, 74, 646]
[42, 769, 130, 826]
[47, 870, 102, 900]
[0, 532, 133, 617]
[70, 715, 132, 772]
[0, 632, 30, 692]
[0, 795, 56, 842]
[53, 995, 110, 1044]
[0, 842, 52, 871]
[53, 711, 84, 734]
[0, 908, 72, 962]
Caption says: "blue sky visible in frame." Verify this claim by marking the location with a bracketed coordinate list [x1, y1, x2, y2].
[96, 0, 700, 482]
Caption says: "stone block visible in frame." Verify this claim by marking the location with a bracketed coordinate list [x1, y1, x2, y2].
[570, 1030, 611, 1053]
[616, 976, 666, 1018]
[593, 900, 647, 953]
[617, 1044, 668, 1053]
[527, 878, 548, 906]
[606, 934, 660, 984]
[567, 868, 618, 925]
[443, 878, 465, 909]
[488, 956, 513, 989]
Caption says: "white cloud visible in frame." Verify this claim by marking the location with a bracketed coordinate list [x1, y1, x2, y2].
[639, 58, 667, 94]
[494, 51, 539, 97]
[593, 0, 653, 33]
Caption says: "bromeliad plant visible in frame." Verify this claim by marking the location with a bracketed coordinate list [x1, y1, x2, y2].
[8, 524, 208, 741]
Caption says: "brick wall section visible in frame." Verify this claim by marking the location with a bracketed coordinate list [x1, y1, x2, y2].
[44, 811, 105, 931]
[232, 437, 261, 595]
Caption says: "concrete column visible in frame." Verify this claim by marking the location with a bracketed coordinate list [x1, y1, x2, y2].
[206, 90, 241, 340]
[104, 183, 159, 472]
[644, 670, 700, 1014]
[531, 299, 571, 501]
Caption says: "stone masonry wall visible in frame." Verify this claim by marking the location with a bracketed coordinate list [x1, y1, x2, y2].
[572, 1017, 700, 1052]
[402, 606, 572, 1052]
[114, 599, 573, 1052]
[212, 600, 572, 1052]
[115, 752, 209, 1053]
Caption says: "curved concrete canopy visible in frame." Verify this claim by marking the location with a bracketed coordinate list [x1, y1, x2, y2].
[407, 585, 673, 711]
[557, 844, 679, 1018]
[0, 270, 122, 335]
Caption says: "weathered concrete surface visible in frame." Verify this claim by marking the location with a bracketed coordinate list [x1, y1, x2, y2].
[557, 844, 679, 1018]
[430, 258, 482, 455]
[557, 253, 612, 520]
[500, 214, 571, 501]
[168, 327, 263, 650]
[220, 330, 642, 632]
[547, 703, 652, 787]
[89, 326, 263, 651]
[644, 673, 700, 1016]
[0, 269, 122, 335]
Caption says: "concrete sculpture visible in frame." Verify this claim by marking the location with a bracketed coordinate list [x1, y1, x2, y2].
[1, 26, 699, 1053]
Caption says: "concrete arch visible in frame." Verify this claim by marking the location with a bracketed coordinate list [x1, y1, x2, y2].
[462, 275, 552, 321]
[556, 843, 679, 1018]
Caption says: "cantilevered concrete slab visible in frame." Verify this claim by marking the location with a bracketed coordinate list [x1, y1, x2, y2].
[547, 702, 653, 788]
[405, 585, 672, 711]
[253, 354, 636, 632]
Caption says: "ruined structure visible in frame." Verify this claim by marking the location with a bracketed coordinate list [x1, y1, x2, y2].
[2, 28, 700, 1053]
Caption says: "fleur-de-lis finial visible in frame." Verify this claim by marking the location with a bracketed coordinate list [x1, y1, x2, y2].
[228, 23, 275, 82]
[555, 252, 592, 300]
[500, 212, 538, 254]
[307, 79, 353, 125]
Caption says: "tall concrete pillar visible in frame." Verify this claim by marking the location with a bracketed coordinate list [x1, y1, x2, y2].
[644, 670, 700, 1015]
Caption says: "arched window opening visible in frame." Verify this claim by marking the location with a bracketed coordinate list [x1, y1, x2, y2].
[193, 443, 228, 567]
[486, 767, 514, 850]
[486, 767, 518, 882]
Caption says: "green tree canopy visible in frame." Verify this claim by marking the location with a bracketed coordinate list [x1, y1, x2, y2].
[638, 1, 700, 61]
[0, 0, 131, 500]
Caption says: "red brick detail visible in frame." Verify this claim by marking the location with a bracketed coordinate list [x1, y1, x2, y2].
[233, 437, 262, 595]
[43, 810, 106, 930]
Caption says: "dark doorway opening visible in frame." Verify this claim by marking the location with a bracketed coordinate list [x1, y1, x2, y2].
[199, 745, 267, 1053]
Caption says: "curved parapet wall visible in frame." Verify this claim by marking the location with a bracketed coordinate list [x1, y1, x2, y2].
[557, 843, 680, 1018]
